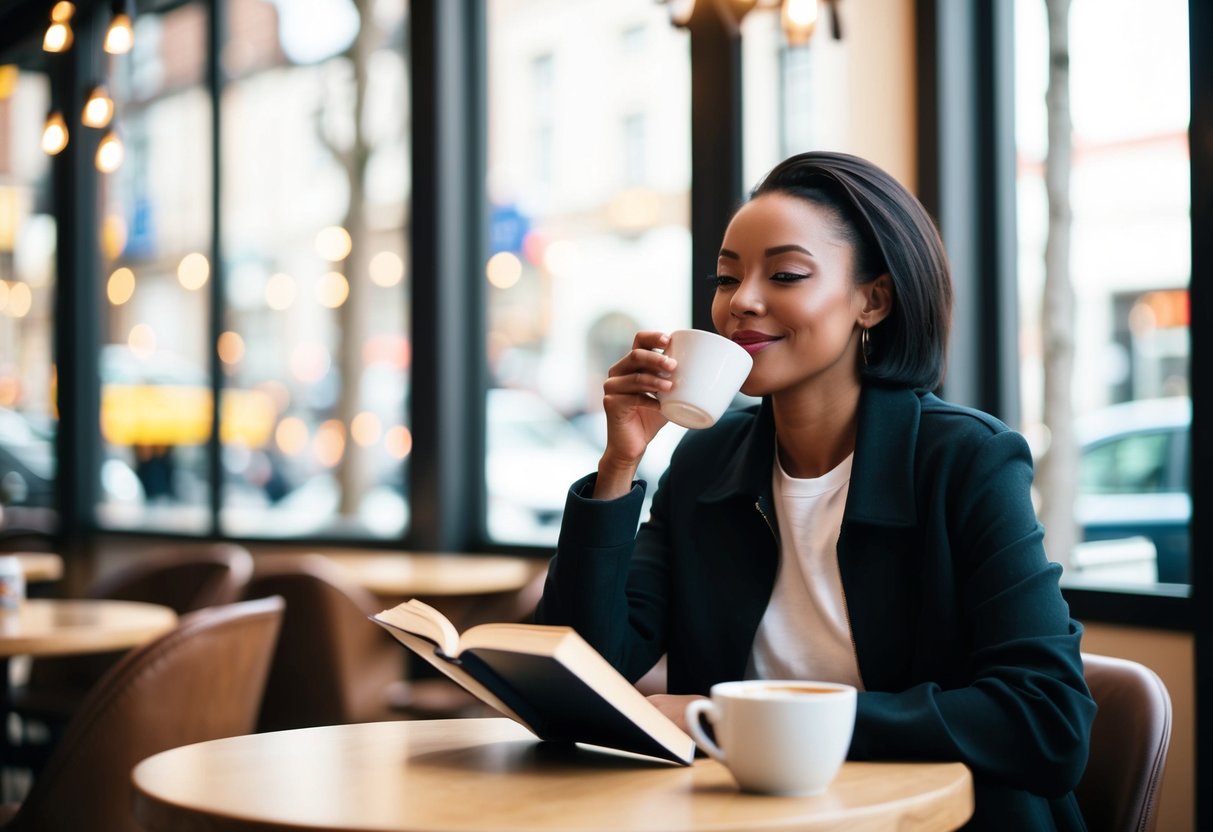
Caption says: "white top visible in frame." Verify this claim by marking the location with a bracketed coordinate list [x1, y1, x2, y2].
[746, 451, 864, 689]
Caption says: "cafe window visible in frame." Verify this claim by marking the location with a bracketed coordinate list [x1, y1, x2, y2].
[91, 0, 410, 539]
[218, 0, 410, 539]
[1014, 0, 1191, 587]
[485, 0, 692, 544]
[0, 66, 57, 535]
[97, 4, 213, 533]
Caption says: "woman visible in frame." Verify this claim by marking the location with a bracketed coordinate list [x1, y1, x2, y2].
[534, 151, 1095, 830]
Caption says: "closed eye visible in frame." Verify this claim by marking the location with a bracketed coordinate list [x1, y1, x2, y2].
[771, 272, 810, 283]
[708, 274, 739, 287]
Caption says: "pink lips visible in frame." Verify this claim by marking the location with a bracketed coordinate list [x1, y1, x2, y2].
[731, 331, 782, 355]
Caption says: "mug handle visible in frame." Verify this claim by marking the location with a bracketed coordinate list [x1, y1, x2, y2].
[685, 698, 726, 763]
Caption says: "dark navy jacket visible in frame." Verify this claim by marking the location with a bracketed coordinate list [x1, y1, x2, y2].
[536, 385, 1096, 830]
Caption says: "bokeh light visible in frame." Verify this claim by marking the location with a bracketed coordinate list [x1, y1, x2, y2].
[178, 252, 210, 290]
[107, 267, 135, 305]
[128, 323, 156, 358]
[486, 252, 523, 289]
[6, 283, 32, 317]
[317, 271, 350, 308]
[351, 411, 382, 447]
[314, 226, 352, 262]
[314, 419, 346, 467]
[385, 425, 413, 459]
[289, 342, 331, 384]
[217, 331, 245, 364]
[369, 251, 404, 287]
[265, 272, 296, 310]
[275, 416, 309, 456]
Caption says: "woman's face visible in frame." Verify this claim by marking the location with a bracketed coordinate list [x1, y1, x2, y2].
[711, 192, 874, 399]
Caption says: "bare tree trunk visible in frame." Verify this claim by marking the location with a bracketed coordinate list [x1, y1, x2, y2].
[1038, 0, 1077, 569]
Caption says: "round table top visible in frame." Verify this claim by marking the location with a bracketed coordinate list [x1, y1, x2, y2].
[311, 551, 546, 598]
[0, 598, 178, 658]
[133, 718, 974, 832]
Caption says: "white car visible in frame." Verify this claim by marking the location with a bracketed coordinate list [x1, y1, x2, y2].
[1074, 397, 1190, 583]
[486, 388, 603, 544]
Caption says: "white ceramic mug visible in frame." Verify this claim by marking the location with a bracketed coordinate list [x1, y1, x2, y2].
[655, 329, 753, 429]
[685, 680, 857, 796]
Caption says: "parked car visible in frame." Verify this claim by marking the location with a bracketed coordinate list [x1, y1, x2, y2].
[0, 406, 56, 509]
[486, 388, 603, 544]
[1074, 396, 1190, 583]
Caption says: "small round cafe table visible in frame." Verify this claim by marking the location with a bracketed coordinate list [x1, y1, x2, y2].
[313, 551, 546, 600]
[133, 717, 974, 832]
[9, 553, 65, 584]
[0, 598, 178, 778]
[0, 598, 177, 659]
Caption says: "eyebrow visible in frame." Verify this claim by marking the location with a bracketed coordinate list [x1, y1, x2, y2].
[717, 244, 814, 259]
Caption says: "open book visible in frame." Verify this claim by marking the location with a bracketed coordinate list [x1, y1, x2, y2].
[371, 599, 694, 765]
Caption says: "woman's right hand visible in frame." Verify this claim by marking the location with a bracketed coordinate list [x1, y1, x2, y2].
[593, 331, 676, 500]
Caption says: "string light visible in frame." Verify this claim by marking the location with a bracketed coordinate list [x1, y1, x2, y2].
[42, 2, 75, 53]
[82, 85, 114, 129]
[104, 0, 135, 54]
[95, 130, 124, 173]
[661, 0, 842, 46]
[781, 0, 819, 45]
[41, 111, 69, 155]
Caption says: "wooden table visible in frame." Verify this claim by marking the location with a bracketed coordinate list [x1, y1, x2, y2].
[0, 598, 177, 658]
[8, 553, 64, 584]
[314, 551, 546, 599]
[0, 598, 178, 789]
[133, 718, 974, 832]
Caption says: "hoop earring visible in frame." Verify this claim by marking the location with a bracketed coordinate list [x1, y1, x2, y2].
[861, 327, 872, 366]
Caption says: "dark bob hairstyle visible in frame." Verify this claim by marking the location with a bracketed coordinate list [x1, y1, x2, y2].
[750, 151, 953, 391]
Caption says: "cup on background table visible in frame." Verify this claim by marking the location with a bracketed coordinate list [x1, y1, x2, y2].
[655, 329, 753, 429]
[685, 680, 857, 796]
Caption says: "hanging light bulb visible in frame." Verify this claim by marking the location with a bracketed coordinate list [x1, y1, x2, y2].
[82, 85, 114, 128]
[41, 111, 69, 155]
[667, 0, 696, 27]
[781, 0, 820, 46]
[42, 1, 76, 53]
[96, 130, 124, 173]
[104, 0, 134, 54]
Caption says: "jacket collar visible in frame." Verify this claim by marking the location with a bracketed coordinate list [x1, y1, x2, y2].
[699, 385, 920, 527]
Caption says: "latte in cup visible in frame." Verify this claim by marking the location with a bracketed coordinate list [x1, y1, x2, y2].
[686, 680, 856, 796]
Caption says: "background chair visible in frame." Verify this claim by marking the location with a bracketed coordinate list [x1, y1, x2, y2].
[0, 595, 283, 832]
[1076, 653, 1173, 832]
[241, 555, 405, 731]
[12, 542, 255, 729]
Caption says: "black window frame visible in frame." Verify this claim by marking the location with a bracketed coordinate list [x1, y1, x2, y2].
[3, 0, 1209, 818]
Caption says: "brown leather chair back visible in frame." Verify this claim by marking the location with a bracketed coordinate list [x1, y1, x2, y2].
[1076, 653, 1173, 832]
[19, 543, 255, 709]
[5, 596, 284, 832]
[242, 555, 402, 732]
[87, 542, 254, 612]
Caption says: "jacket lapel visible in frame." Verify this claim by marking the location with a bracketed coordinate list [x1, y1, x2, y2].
[845, 385, 921, 528]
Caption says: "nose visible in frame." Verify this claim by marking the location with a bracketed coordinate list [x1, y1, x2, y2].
[730, 275, 765, 318]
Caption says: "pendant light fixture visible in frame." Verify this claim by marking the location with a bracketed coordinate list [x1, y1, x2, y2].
[660, 0, 843, 46]
[104, 0, 135, 55]
[96, 130, 125, 173]
[41, 111, 69, 155]
[42, 1, 76, 53]
[82, 85, 115, 129]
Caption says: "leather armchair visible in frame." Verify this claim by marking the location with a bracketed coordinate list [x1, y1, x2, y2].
[0, 596, 283, 832]
[13, 542, 255, 728]
[241, 555, 404, 731]
[1076, 652, 1173, 832]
